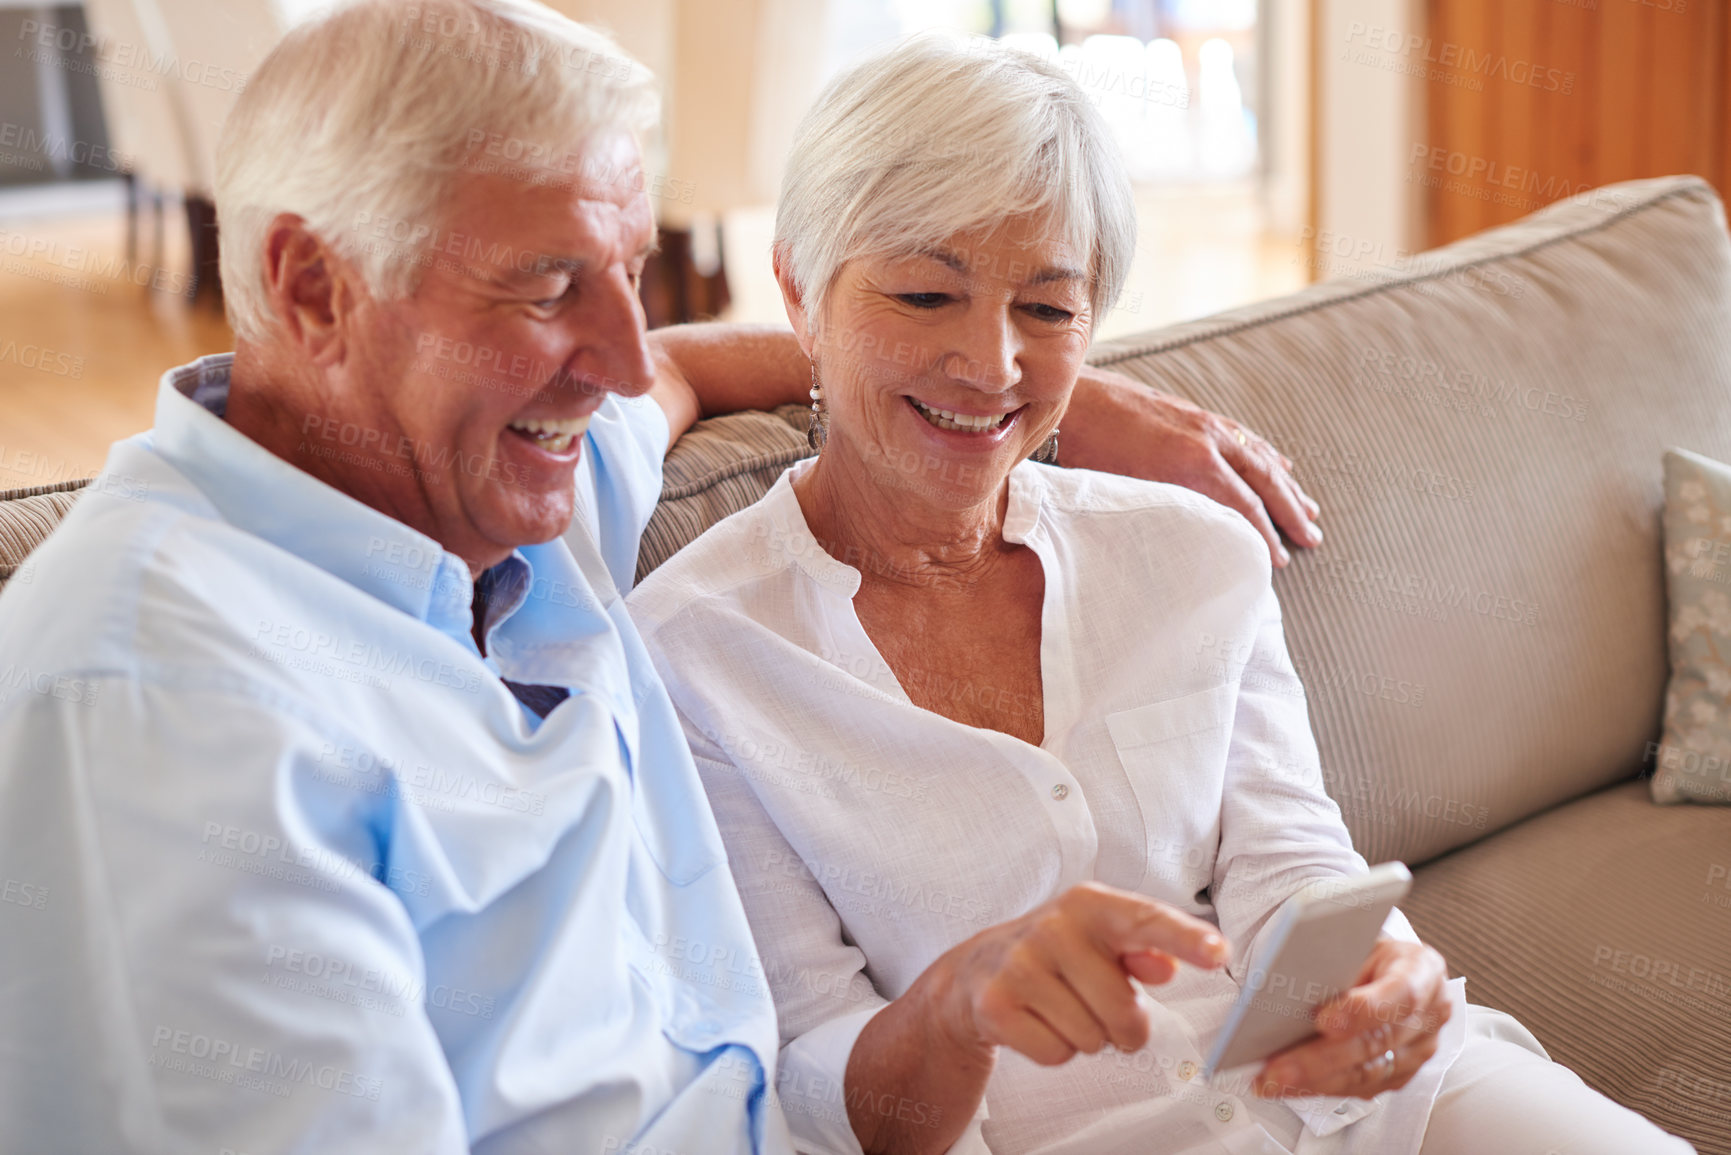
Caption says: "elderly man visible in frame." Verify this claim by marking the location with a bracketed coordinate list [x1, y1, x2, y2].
[0, 1, 1317, 1152]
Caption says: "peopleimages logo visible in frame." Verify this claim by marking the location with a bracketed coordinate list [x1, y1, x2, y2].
[298, 413, 526, 489]
[250, 615, 486, 694]
[1358, 347, 1588, 424]
[0, 877, 48, 911]
[0, 222, 193, 298]
[148, 1025, 382, 1100]
[0, 120, 129, 171]
[16, 19, 248, 93]
[0, 663, 101, 707]
[1341, 21, 1574, 94]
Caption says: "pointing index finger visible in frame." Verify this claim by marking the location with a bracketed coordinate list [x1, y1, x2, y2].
[1074, 886, 1230, 971]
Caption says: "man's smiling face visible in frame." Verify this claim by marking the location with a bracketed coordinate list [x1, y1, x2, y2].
[338, 131, 657, 567]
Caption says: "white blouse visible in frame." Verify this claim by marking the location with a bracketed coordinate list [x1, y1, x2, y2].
[628, 460, 1467, 1155]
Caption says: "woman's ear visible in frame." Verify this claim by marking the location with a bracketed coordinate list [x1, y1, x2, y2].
[772, 246, 817, 360]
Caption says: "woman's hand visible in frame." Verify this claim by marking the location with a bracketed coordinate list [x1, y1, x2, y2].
[1253, 937, 1452, 1100]
[846, 882, 1229, 1154]
[925, 881, 1230, 1064]
[1061, 365, 1322, 567]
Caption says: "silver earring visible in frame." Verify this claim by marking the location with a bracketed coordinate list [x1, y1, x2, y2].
[807, 362, 827, 453]
[1032, 427, 1059, 465]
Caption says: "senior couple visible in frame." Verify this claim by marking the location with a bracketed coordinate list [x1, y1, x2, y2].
[0, 1, 1691, 1153]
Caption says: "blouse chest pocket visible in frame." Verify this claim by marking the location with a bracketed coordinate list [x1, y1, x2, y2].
[1104, 683, 1237, 897]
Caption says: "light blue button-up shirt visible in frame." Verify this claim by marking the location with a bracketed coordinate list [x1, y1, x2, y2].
[0, 354, 790, 1155]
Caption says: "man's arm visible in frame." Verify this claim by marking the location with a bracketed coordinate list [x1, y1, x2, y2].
[0, 684, 469, 1153]
[644, 322, 1321, 566]
[645, 323, 811, 446]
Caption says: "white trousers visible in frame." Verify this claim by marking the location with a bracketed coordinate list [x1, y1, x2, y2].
[1416, 1004, 1697, 1155]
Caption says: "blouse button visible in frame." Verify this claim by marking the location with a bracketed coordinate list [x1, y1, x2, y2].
[1050, 784, 1069, 800]
[1177, 1060, 1197, 1081]
[1214, 1101, 1235, 1123]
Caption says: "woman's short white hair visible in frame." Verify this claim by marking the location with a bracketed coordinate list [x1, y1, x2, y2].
[774, 33, 1135, 326]
[217, 0, 658, 342]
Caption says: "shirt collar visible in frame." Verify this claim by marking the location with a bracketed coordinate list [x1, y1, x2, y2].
[766, 460, 859, 596]
[1003, 463, 1045, 546]
[766, 458, 1048, 590]
[150, 354, 480, 640]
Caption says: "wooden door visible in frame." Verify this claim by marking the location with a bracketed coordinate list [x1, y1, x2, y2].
[1422, 0, 1730, 247]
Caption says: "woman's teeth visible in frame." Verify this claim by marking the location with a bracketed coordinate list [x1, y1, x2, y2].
[508, 415, 589, 454]
[911, 399, 1010, 433]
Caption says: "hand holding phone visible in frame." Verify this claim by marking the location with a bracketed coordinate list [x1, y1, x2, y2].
[1205, 863, 1413, 1075]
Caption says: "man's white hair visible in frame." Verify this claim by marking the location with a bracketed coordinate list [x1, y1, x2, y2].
[774, 33, 1135, 328]
[216, 0, 658, 342]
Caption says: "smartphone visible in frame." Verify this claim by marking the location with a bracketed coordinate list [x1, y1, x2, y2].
[1204, 862, 1413, 1074]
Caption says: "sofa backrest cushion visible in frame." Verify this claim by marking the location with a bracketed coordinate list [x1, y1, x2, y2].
[1085, 176, 1731, 865]
[637, 404, 811, 585]
[0, 480, 91, 591]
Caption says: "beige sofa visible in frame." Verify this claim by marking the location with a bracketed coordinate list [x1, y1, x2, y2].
[3, 175, 1727, 1151]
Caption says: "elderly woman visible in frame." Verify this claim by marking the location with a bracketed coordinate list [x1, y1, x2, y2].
[629, 35, 1694, 1155]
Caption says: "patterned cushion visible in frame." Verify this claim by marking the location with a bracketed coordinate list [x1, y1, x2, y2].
[1653, 448, 1731, 804]
[0, 480, 90, 593]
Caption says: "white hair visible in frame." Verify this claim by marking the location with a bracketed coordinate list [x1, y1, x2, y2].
[216, 0, 658, 342]
[774, 33, 1135, 327]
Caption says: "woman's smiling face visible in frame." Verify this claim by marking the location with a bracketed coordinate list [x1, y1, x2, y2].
[800, 211, 1095, 510]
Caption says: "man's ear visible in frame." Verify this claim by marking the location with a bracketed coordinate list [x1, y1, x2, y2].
[771, 246, 818, 360]
[259, 213, 357, 365]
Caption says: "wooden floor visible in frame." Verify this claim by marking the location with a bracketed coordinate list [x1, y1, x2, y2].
[0, 186, 1306, 492]
[0, 209, 231, 490]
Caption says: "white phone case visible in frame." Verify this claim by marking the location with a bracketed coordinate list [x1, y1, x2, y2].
[1205, 862, 1413, 1073]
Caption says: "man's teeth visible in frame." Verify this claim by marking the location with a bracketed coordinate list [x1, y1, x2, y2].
[911, 400, 1010, 432]
[508, 415, 590, 453]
